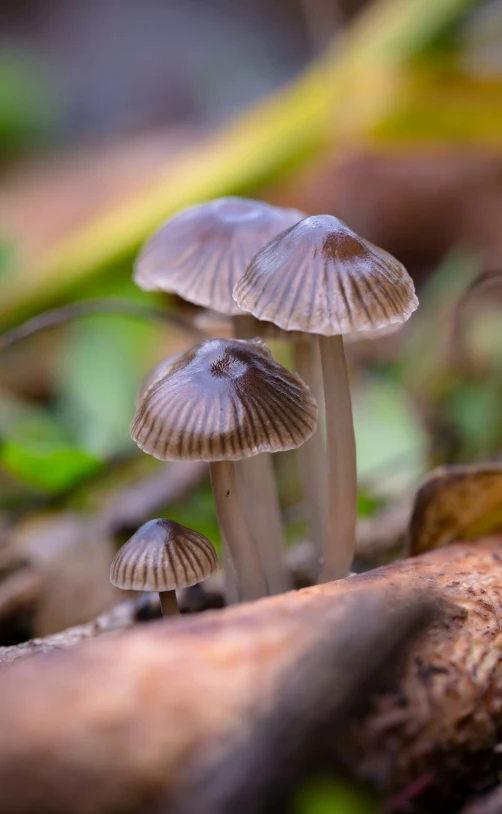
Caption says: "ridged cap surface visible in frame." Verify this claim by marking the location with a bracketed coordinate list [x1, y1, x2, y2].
[137, 352, 183, 405]
[233, 214, 418, 335]
[134, 197, 304, 315]
[131, 337, 317, 461]
[110, 518, 218, 591]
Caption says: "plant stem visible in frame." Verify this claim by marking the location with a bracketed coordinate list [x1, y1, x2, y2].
[210, 460, 268, 601]
[0, 298, 203, 351]
[318, 334, 357, 581]
[233, 313, 288, 595]
[236, 455, 290, 595]
[159, 590, 180, 617]
[232, 313, 258, 340]
[293, 341, 327, 565]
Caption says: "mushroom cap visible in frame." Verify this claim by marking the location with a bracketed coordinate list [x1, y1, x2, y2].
[110, 518, 218, 591]
[131, 337, 317, 462]
[134, 197, 304, 315]
[233, 214, 418, 336]
[137, 351, 183, 405]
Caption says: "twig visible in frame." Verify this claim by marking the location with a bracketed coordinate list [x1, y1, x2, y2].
[0, 298, 204, 351]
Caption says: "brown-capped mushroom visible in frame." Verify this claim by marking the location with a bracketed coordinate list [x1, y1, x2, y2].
[134, 197, 303, 318]
[234, 214, 418, 582]
[134, 198, 305, 596]
[131, 337, 317, 601]
[110, 518, 218, 616]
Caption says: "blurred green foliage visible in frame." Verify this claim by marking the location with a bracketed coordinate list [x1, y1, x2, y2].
[295, 779, 379, 814]
[0, 0, 501, 541]
[0, 52, 57, 155]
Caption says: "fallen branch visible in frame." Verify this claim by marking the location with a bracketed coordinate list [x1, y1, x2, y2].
[170, 592, 435, 814]
[0, 539, 501, 813]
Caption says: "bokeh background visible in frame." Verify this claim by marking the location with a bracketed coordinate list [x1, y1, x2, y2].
[0, 0, 501, 643]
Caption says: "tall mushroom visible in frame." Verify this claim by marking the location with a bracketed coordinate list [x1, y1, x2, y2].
[234, 214, 418, 582]
[131, 337, 317, 602]
[110, 518, 218, 617]
[134, 197, 305, 594]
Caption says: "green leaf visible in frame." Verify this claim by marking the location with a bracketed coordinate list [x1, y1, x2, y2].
[55, 314, 157, 458]
[1, 438, 101, 492]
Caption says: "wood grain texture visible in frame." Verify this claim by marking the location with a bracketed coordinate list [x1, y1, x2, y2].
[0, 540, 501, 812]
[132, 338, 318, 461]
[134, 197, 304, 315]
[234, 214, 418, 335]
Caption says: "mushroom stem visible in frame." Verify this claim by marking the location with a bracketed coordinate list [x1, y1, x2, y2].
[236, 455, 290, 594]
[233, 313, 289, 595]
[210, 460, 268, 602]
[293, 341, 327, 563]
[317, 334, 357, 582]
[158, 590, 180, 617]
[232, 313, 257, 340]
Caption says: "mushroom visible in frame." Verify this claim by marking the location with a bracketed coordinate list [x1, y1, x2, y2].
[233, 214, 418, 582]
[134, 196, 304, 322]
[134, 197, 305, 595]
[110, 518, 218, 616]
[131, 337, 317, 602]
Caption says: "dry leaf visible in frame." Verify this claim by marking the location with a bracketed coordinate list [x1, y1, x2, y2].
[408, 463, 502, 555]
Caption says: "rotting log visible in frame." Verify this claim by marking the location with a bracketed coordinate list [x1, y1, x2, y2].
[0, 539, 502, 813]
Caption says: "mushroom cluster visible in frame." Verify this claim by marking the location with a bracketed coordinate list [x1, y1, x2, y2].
[111, 196, 418, 611]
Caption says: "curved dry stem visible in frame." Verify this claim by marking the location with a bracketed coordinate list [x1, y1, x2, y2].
[236, 455, 290, 595]
[293, 341, 327, 563]
[0, 298, 203, 351]
[318, 334, 357, 581]
[159, 590, 180, 617]
[210, 460, 268, 601]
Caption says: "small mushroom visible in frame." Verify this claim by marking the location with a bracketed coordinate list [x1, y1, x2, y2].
[131, 337, 317, 601]
[234, 214, 418, 582]
[134, 196, 304, 318]
[134, 197, 305, 595]
[110, 518, 218, 616]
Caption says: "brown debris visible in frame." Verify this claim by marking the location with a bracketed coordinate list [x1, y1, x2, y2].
[0, 512, 120, 640]
[0, 540, 501, 811]
[408, 463, 502, 556]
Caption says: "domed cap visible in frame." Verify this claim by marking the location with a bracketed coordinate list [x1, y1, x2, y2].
[131, 337, 317, 462]
[134, 197, 304, 315]
[137, 351, 183, 405]
[233, 214, 418, 336]
[110, 518, 218, 591]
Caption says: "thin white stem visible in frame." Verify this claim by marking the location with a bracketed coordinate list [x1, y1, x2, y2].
[233, 313, 289, 595]
[318, 334, 357, 581]
[293, 341, 327, 563]
[210, 460, 268, 601]
[236, 455, 290, 595]
[159, 590, 179, 617]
